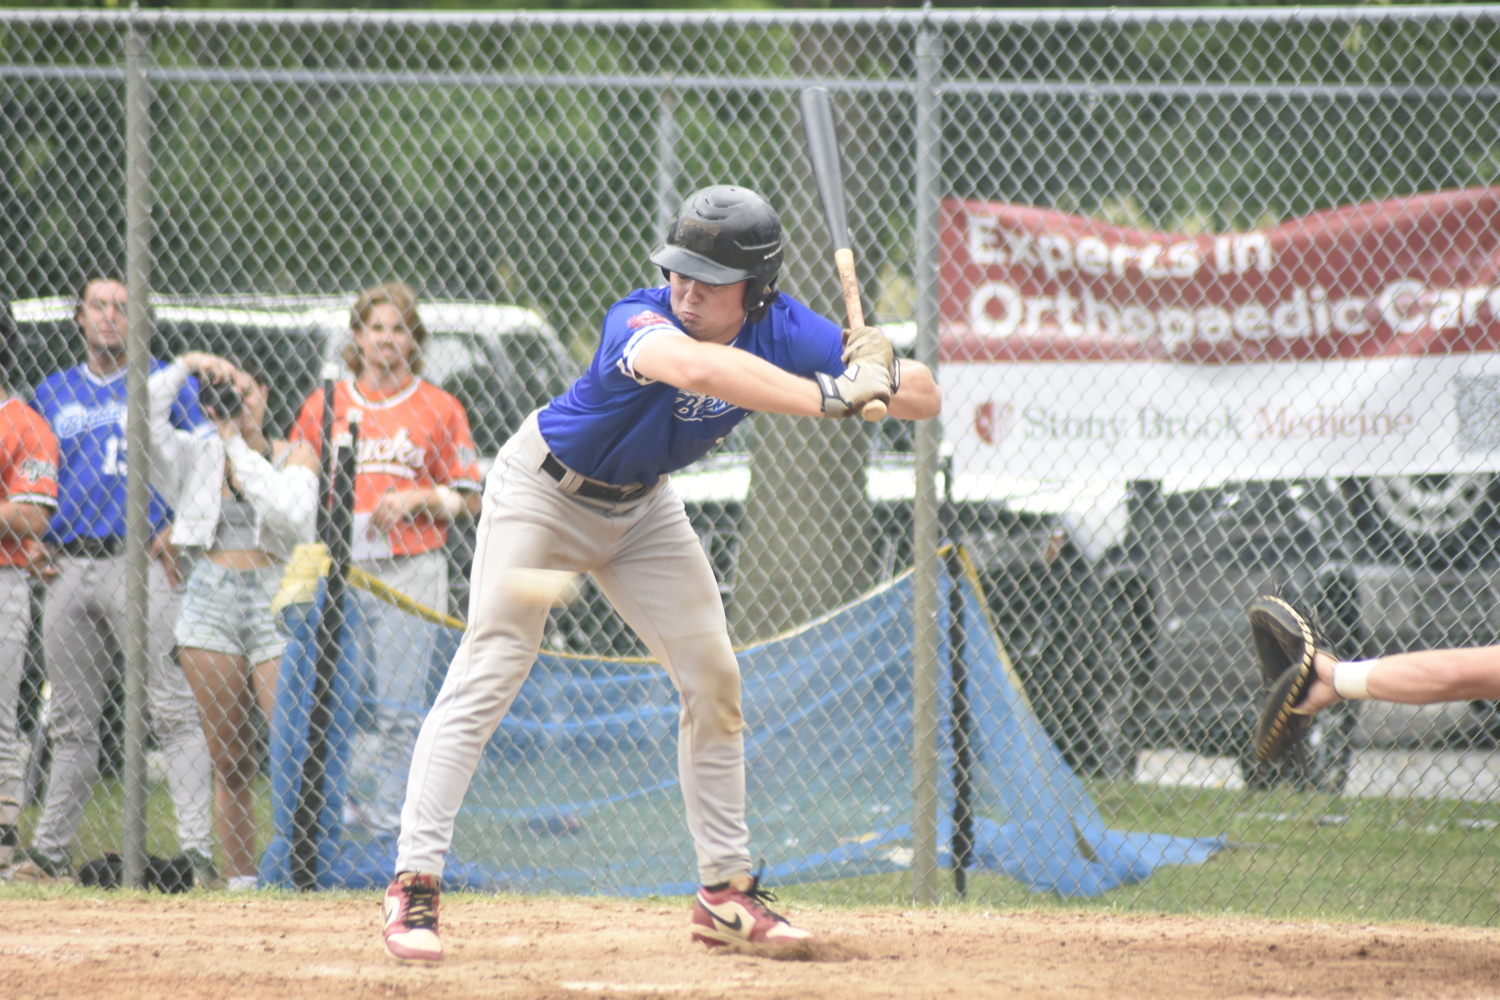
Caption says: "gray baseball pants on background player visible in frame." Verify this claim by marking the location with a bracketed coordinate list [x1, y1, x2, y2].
[396, 412, 749, 883]
[33, 550, 214, 862]
[350, 549, 448, 835]
[0, 568, 35, 809]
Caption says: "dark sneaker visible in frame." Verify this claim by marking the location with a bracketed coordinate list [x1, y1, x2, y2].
[147, 855, 196, 894]
[691, 874, 811, 947]
[383, 871, 443, 964]
[0, 800, 18, 872]
[183, 849, 219, 890]
[10, 848, 75, 885]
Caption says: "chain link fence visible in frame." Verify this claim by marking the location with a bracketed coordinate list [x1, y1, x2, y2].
[1, 6, 1500, 921]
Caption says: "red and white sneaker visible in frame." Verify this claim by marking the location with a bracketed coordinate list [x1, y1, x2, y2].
[383, 871, 443, 965]
[690, 874, 812, 947]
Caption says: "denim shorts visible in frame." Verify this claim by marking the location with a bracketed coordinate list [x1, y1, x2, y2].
[174, 557, 288, 665]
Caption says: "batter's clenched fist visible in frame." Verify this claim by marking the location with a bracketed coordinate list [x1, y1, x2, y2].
[841, 325, 898, 388]
[816, 359, 892, 418]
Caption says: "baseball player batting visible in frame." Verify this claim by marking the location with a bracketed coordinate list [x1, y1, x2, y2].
[382, 185, 941, 964]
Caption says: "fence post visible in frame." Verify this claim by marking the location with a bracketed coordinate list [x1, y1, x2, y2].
[910, 20, 944, 907]
[122, 12, 155, 893]
[655, 87, 679, 249]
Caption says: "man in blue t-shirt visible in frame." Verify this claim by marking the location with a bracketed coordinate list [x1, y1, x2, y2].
[382, 186, 941, 965]
[9, 271, 216, 885]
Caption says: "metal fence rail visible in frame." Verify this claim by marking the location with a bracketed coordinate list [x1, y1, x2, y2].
[1, 6, 1499, 922]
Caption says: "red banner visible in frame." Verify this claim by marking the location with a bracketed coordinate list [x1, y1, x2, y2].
[941, 187, 1500, 364]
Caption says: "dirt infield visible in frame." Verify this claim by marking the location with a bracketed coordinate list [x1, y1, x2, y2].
[3, 891, 1499, 1000]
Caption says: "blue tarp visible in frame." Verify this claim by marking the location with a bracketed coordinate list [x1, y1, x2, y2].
[262, 561, 1222, 895]
[260, 591, 499, 890]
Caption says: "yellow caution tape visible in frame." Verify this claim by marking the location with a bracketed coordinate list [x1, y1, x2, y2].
[269, 542, 331, 620]
[347, 565, 466, 632]
[270, 540, 466, 632]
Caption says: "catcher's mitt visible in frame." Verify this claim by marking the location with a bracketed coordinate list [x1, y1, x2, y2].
[1249, 595, 1338, 763]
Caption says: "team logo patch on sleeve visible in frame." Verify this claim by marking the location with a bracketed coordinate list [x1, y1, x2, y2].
[20, 459, 57, 483]
[627, 310, 673, 330]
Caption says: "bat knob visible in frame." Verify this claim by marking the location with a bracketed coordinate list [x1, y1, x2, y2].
[861, 400, 887, 422]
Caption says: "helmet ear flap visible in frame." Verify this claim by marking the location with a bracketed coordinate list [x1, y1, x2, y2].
[744, 275, 780, 324]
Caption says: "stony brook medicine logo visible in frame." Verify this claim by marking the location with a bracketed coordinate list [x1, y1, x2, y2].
[973, 401, 1016, 446]
[672, 390, 738, 423]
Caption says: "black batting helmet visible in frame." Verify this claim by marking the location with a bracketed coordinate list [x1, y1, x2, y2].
[650, 185, 782, 323]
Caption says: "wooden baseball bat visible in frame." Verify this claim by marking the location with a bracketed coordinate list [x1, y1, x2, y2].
[799, 86, 886, 421]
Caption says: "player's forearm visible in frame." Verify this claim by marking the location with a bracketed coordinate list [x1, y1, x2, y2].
[887, 360, 941, 421]
[0, 501, 52, 541]
[641, 342, 823, 417]
[1356, 646, 1500, 703]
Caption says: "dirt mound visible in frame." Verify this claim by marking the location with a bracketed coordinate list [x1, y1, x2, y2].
[2, 891, 1497, 999]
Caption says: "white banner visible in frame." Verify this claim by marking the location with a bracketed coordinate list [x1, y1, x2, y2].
[945, 355, 1500, 494]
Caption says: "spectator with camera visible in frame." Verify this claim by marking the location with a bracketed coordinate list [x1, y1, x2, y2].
[146, 351, 318, 890]
[289, 281, 481, 841]
[14, 269, 216, 885]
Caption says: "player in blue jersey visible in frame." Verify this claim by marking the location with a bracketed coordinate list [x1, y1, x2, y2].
[382, 186, 941, 964]
[9, 271, 216, 884]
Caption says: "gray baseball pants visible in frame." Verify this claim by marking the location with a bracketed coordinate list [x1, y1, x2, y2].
[0, 567, 35, 809]
[33, 552, 214, 862]
[396, 413, 750, 885]
[351, 548, 448, 835]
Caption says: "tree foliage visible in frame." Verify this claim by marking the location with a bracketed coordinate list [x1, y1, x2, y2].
[0, 10, 1495, 344]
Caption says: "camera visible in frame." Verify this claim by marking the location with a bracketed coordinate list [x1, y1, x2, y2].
[198, 379, 243, 419]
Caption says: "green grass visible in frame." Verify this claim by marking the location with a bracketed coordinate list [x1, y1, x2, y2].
[773, 779, 1500, 926]
[7, 776, 1498, 928]
[5, 775, 272, 875]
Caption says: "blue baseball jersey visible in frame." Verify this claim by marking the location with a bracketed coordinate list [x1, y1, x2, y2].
[538, 287, 844, 486]
[31, 360, 209, 543]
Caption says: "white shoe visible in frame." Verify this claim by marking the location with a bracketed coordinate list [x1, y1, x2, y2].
[384, 872, 443, 964]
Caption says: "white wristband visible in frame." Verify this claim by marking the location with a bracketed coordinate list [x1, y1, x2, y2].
[431, 485, 464, 519]
[1333, 659, 1377, 700]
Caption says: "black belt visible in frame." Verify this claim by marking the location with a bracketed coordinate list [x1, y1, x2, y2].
[541, 452, 649, 502]
[60, 536, 123, 558]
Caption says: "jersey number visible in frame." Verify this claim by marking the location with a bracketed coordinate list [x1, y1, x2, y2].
[102, 435, 128, 477]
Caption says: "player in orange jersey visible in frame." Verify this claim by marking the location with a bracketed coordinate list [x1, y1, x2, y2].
[290, 282, 481, 841]
[0, 296, 60, 874]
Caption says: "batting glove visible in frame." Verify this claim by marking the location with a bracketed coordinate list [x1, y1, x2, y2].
[840, 328, 894, 389]
[842, 325, 900, 392]
[816, 361, 891, 418]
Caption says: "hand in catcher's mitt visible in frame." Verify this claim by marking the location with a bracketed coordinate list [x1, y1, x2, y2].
[1249, 595, 1338, 763]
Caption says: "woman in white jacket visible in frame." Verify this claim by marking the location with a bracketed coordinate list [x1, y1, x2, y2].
[149, 352, 318, 889]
